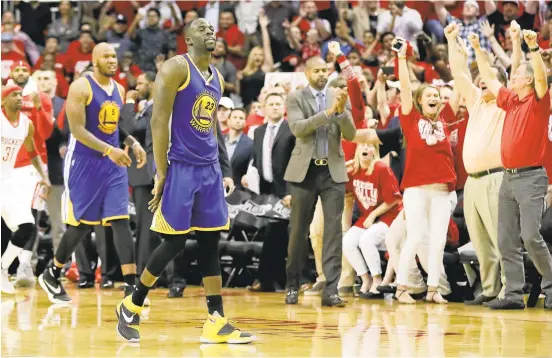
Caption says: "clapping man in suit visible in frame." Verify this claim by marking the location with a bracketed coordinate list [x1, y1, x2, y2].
[243, 92, 296, 291]
[225, 108, 253, 189]
[121, 72, 158, 276]
[284, 56, 356, 307]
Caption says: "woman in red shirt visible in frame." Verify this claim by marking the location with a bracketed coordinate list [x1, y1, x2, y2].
[343, 144, 402, 298]
[394, 39, 457, 304]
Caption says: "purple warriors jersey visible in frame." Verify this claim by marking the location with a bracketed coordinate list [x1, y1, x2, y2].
[168, 53, 224, 165]
[69, 75, 123, 157]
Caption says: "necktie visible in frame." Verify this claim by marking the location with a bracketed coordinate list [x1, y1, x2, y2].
[265, 125, 276, 182]
[315, 92, 328, 159]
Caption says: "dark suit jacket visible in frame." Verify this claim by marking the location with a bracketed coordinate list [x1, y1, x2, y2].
[121, 101, 155, 187]
[45, 96, 66, 186]
[252, 120, 295, 198]
[228, 133, 253, 189]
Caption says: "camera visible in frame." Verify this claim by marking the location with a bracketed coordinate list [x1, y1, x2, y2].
[391, 37, 406, 53]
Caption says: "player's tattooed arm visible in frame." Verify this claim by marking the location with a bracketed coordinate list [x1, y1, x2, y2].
[150, 55, 188, 179]
[66, 77, 116, 154]
[66, 78, 132, 166]
[23, 121, 51, 193]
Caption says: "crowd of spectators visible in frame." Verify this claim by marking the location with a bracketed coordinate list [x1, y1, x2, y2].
[2, 0, 552, 305]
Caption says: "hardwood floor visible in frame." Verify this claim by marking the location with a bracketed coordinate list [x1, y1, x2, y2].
[1, 285, 551, 357]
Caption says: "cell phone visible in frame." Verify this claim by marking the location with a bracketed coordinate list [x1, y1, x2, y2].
[382, 66, 395, 75]
[391, 38, 405, 53]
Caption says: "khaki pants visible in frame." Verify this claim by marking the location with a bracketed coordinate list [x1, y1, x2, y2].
[464, 172, 506, 298]
[309, 193, 356, 288]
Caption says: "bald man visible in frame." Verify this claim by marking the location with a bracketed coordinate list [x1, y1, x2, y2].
[38, 43, 147, 304]
[284, 56, 356, 307]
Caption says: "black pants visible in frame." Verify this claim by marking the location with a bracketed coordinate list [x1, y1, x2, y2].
[257, 220, 289, 289]
[286, 163, 345, 297]
[132, 185, 161, 275]
[74, 226, 118, 281]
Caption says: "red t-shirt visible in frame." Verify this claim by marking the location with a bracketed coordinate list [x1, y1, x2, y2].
[15, 92, 54, 167]
[497, 87, 551, 169]
[65, 41, 95, 76]
[32, 53, 68, 73]
[351, 161, 403, 228]
[399, 105, 457, 191]
[443, 105, 468, 190]
[216, 24, 246, 70]
[114, 65, 143, 92]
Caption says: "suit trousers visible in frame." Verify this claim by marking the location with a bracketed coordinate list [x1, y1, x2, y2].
[309, 193, 355, 288]
[498, 168, 552, 301]
[287, 163, 345, 297]
[463, 172, 505, 298]
[132, 185, 161, 275]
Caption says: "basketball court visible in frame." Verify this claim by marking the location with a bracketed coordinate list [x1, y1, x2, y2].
[1, 285, 551, 357]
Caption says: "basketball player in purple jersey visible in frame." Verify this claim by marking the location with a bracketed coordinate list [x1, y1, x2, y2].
[38, 43, 146, 304]
[116, 18, 254, 344]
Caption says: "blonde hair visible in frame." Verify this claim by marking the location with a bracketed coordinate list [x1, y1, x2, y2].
[352, 144, 380, 176]
[242, 46, 264, 77]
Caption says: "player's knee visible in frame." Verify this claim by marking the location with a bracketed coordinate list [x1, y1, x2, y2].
[11, 223, 36, 247]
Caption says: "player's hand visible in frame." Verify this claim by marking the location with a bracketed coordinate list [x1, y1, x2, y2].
[363, 214, 375, 229]
[523, 29, 538, 48]
[148, 175, 166, 212]
[509, 20, 521, 42]
[467, 32, 480, 49]
[444, 23, 459, 41]
[40, 177, 52, 199]
[108, 147, 132, 167]
[328, 41, 342, 56]
[132, 142, 147, 169]
[282, 195, 292, 208]
[223, 177, 235, 196]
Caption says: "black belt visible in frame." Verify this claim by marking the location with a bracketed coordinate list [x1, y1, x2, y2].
[504, 166, 543, 174]
[312, 159, 328, 166]
[468, 167, 503, 179]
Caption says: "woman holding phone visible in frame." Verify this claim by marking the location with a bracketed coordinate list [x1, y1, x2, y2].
[393, 38, 457, 304]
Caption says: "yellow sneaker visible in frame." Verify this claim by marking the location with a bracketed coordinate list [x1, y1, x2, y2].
[115, 296, 142, 343]
[200, 312, 255, 344]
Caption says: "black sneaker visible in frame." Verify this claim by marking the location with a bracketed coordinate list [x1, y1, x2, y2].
[168, 286, 184, 298]
[116, 296, 141, 343]
[38, 267, 72, 304]
[102, 278, 114, 289]
[78, 277, 94, 289]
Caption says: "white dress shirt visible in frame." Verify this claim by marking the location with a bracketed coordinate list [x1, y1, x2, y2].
[262, 118, 284, 182]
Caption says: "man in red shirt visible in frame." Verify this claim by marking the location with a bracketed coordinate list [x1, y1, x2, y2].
[472, 30, 552, 310]
[65, 31, 95, 81]
[216, 10, 246, 70]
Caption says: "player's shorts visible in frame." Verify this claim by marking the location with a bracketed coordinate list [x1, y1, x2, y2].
[62, 151, 129, 226]
[151, 161, 229, 235]
[0, 164, 40, 232]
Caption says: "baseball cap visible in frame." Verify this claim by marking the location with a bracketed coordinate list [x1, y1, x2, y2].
[116, 14, 128, 24]
[503, 0, 519, 6]
[219, 97, 234, 109]
[1, 33, 14, 42]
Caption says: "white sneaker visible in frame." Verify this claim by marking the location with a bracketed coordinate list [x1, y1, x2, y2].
[15, 263, 35, 287]
[1, 269, 16, 294]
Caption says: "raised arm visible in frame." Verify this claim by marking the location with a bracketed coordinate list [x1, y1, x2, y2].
[509, 20, 523, 76]
[32, 92, 54, 141]
[523, 29, 549, 99]
[481, 20, 511, 69]
[395, 39, 413, 115]
[469, 33, 503, 98]
[150, 56, 188, 180]
[434, 0, 449, 26]
[445, 23, 478, 104]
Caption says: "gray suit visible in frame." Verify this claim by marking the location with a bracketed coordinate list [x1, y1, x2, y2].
[284, 86, 356, 297]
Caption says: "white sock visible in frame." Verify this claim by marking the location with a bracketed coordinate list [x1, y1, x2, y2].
[18, 250, 33, 266]
[1, 242, 24, 270]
